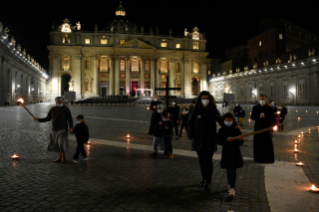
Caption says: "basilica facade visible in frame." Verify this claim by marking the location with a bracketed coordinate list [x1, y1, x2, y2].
[47, 3, 209, 101]
[0, 22, 47, 105]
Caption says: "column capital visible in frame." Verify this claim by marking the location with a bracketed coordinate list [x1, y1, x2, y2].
[169, 58, 177, 63]
[73, 54, 82, 59]
[52, 54, 60, 59]
[89, 55, 97, 59]
[182, 59, 191, 63]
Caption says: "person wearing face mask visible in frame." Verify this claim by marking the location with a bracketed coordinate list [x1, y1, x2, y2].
[33, 97, 73, 163]
[179, 106, 189, 137]
[233, 104, 245, 126]
[71, 115, 89, 163]
[168, 100, 180, 140]
[216, 113, 244, 197]
[278, 105, 288, 131]
[251, 94, 275, 163]
[189, 91, 224, 190]
[148, 96, 162, 135]
[150, 104, 166, 157]
[188, 99, 196, 119]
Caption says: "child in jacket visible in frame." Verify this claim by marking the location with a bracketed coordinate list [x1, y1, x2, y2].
[217, 112, 244, 197]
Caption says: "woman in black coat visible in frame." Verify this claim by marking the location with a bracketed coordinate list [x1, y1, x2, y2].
[217, 113, 244, 196]
[189, 91, 223, 190]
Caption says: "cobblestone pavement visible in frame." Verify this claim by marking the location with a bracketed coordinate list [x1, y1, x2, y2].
[1, 102, 319, 211]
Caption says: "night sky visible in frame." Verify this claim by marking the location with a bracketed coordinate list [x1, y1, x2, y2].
[0, 0, 316, 73]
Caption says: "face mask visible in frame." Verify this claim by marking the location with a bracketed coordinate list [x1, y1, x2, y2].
[76, 121, 81, 124]
[57, 104, 63, 107]
[183, 110, 186, 112]
[157, 110, 163, 113]
[154, 99, 157, 102]
[224, 121, 233, 127]
[172, 102, 176, 105]
[271, 103, 274, 106]
[260, 100, 265, 106]
[201, 99, 209, 106]
[162, 118, 166, 122]
[236, 104, 238, 107]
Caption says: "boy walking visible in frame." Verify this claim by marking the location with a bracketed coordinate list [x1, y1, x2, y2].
[71, 115, 90, 163]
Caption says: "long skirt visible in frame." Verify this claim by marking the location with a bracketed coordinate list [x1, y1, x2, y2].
[152, 136, 165, 151]
[47, 130, 69, 153]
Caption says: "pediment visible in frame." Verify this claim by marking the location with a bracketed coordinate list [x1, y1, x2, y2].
[115, 39, 156, 50]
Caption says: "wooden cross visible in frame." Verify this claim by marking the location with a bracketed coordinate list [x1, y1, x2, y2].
[155, 76, 181, 110]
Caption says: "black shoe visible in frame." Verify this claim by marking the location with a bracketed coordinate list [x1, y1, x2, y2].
[150, 152, 158, 157]
[204, 183, 212, 190]
[198, 180, 206, 188]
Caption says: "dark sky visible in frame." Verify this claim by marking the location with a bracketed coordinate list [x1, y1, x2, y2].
[0, 0, 317, 73]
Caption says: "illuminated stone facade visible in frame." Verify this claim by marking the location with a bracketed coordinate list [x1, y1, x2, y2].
[47, 3, 209, 101]
[0, 22, 47, 105]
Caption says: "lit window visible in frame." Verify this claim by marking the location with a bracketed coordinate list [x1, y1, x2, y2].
[120, 60, 125, 71]
[161, 42, 167, 47]
[120, 40, 125, 44]
[100, 39, 108, 45]
[193, 42, 199, 50]
[85, 39, 90, 44]
[279, 34, 283, 40]
[176, 43, 181, 49]
[63, 35, 70, 44]
[259, 41, 262, 46]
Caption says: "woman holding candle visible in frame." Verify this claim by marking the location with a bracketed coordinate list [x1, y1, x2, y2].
[33, 97, 73, 163]
[189, 91, 223, 190]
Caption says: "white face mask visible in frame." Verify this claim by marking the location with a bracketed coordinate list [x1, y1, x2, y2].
[260, 100, 266, 106]
[76, 121, 81, 124]
[154, 99, 157, 102]
[224, 121, 233, 127]
[271, 103, 274, 106]
[57, 104, 63, 107]
[157, 110, 163, 113]
[201, 99, 209, 106]
[172, 102, 176, 105]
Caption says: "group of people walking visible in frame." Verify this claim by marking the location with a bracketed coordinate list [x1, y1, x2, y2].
[32, 91, 288, 198]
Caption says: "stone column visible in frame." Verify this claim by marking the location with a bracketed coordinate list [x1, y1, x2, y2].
[26, 76, 30, 102]
[125, 57, 130, 95]
[90, 55, 98, 97]
[156, 58, 160, 96]
[150, 58, 155, 96]
[115, 57, 120, 95]
[109, 56, 114, 95]
[169, 59, 175, 95]
[140, 57, 145, 95]
[183, 59, 191, 98]
[73, 55, 82, 100]
[0, 56, 2, 104]
[201, 60, 207, 91]
[51, 55, 60, 101]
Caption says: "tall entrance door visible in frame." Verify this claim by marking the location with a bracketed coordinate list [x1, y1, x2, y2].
[61, 74, 71, 96]
[100, 81, 107, 98]
[191, 77, 199, 96]
[131, 81, 138, 96]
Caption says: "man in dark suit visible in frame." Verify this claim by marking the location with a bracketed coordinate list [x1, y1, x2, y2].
[251, 94, 275, 163]
[148, 95, 162, 135]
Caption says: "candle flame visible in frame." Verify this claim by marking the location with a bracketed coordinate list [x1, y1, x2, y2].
[311, 184, 318, 190]
[294, 148, 299, 152]
[273, 126, 278, 131]
[17, 98, 24, 104]
[277, 111, 280, 114]
[296, 110, 298, 112]
[127, 134, 130, 138]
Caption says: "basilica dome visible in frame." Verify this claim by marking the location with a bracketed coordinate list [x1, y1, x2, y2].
[104, 2, 139, 34]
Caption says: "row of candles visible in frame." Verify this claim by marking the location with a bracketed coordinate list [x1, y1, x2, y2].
[294, 128, 319, 193]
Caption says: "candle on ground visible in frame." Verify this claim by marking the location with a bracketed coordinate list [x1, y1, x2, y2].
[296, 162, 304, 167]
[11, 154, 19, 160]
[309, 184, 319, 193]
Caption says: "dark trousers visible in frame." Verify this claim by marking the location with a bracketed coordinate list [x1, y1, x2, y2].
[163, 136, 173, 154]
[73, 142, 87, 160]
[196, 150, 214, 184]
[173, 120, 179, 136]
[148, 112, 155, 134]
[226, 169, 237, 188]
[179, 124, 188, 136]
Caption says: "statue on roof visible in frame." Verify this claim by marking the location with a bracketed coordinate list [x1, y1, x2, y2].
[0, 22, 3, 33]
[184, 28, 189, 37]
[4, 28, 9, 38]
[23, 49, 26, 56]
[11, 37, 16, 46]
[94, 23, 98, 32]
[76, 22, 81, 31]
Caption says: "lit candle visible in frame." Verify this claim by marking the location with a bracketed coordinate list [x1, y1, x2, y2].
[296, 110, 298, 112]
[86, 140, 92, 145]
[147, 106, 150, 110]
[317, 111, 318, 114]
[298, 117, 300, 121]
[11, 154, 19, 160]
[248, 118, 251, 123]
[277, 111, 280, 115]
[295, 140, 299, 144]
[273, 126, 278, 131]
[294, 148, 299, 153]
[127, 134, 130, 138]
[306, 110, 308, 113]
[309, 184, 319, 193]
[309, 128, 312, 133]
[296, 162, 304, 167]
[250, 112, 252, 115]
[127, 139, 130, 143]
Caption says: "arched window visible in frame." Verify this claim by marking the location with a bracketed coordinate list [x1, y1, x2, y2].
[131, 59, 139, 72]
[160, 60, 168, 73]
[100, 58, 108, 72]
[145, 61, 150, 71]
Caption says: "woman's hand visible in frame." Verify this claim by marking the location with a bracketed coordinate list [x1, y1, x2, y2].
[227, 137, 234, 142]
